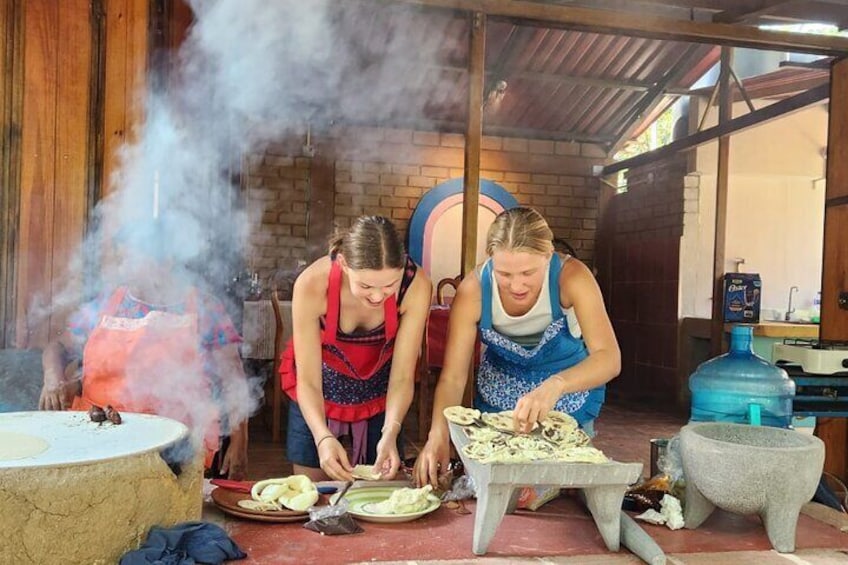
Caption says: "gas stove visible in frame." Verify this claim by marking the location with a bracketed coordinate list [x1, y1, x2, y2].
[773, 339, 848, 417]
[773, 339, 848, 376]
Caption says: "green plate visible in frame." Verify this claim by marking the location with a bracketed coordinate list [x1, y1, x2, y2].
[332, 486, 441, 523]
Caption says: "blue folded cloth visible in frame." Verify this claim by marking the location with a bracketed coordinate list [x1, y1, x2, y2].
[119, 521, 246, 565]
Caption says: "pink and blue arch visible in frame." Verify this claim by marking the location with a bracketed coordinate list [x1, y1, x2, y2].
[407, 178, 518, 275]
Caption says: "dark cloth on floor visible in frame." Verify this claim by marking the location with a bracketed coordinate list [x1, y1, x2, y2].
[119, 521, 246, 565]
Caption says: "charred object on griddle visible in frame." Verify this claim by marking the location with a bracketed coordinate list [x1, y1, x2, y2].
[104, 405, 122, 425]
[88, 405, 107, 424]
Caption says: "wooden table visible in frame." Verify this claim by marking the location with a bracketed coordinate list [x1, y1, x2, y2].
[448, 421, 643, 555]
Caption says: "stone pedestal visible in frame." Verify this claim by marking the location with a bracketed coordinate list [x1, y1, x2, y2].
[0, 412, 203, 565]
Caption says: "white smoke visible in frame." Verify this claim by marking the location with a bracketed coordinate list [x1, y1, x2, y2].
[32, 0, 463, 454]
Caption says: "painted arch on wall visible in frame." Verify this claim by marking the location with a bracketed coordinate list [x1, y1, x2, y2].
[408, 178, 518, 283]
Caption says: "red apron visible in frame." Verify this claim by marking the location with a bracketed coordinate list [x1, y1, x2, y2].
[281, 259, 398, 422]
[71, 287, 219, 464]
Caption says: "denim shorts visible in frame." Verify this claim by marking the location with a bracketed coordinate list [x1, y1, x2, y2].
[286, 402, 404, 468]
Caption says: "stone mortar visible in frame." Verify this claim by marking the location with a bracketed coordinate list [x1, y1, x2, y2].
[680, 422, 824, 553]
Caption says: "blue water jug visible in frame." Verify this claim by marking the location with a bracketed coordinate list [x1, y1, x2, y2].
[689, 325, 795, 428]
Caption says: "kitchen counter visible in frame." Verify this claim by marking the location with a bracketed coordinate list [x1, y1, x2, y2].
[681, 318, 820, 340]
[726, 321, 820, 339]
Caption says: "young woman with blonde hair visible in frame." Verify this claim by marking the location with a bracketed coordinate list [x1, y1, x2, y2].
[281, 216, 431, 482]
[414, 207, 620, 487]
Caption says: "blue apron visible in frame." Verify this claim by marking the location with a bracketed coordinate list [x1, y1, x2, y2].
[474, 253, 604, 426]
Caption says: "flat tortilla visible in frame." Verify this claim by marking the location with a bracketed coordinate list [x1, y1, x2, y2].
[351, 464, 382, 481]
[443, 406, 481, 426]
[0, 431, 49, 461]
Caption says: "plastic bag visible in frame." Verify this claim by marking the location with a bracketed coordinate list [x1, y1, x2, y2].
[442, 474, 476, 502]
[302, 500, 363, 536]
[658, 435, 684, 483]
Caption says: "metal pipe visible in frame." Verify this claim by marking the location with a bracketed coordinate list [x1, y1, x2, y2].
[786, 286, 799, 321]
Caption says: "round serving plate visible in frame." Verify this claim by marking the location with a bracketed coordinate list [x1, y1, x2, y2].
[332, 486, 440, 523]
[210, 487, 310, 523]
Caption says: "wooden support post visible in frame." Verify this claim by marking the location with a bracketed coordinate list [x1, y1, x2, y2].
[710, 47, 733, 357]
[461, 11, 485, 407]
[461, 11, 485, 277]
[817, 57, 848, 483]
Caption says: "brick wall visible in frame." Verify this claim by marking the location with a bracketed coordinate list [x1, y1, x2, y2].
[245, 126, 606, 289]
[604, 153, 689, 408]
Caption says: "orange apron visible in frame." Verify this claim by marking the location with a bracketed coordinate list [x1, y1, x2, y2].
[71, 287, 219, 465]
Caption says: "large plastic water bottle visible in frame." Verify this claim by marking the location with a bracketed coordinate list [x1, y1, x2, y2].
[689, 325, 795, 428]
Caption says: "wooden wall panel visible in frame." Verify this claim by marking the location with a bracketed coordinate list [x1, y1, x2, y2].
[816, 56, 848, 482]
[51, 0, 93, 337]
[16, 1, 59, 347]
[825, 59, 848, 202]
[102, 0, 148, 198]
[1, 0, 24, 347]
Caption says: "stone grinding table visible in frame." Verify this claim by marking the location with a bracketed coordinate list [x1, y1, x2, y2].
[449, 421, 644, 555]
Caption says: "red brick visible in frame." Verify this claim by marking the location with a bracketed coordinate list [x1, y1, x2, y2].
[440, 133, 465, 148]
[503, 138, 528, 153]
[412, 131, 440, 146]
[528, 139, 554, 154]
[421, 166, 448, 178]
[409, 176, 437, 188]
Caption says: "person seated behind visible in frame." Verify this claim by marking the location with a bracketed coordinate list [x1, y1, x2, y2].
[39, 228, 250, 480]
[414, 207, 621, 487]
[281, 215, 431, 482]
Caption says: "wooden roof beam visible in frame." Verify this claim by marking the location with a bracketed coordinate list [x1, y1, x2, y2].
[607, 43, 705, 154]
[381, 0, 848, 56]
[602, 81, 829, 175]
[712, 0, 795, 24]
[433, 64, 659, 91]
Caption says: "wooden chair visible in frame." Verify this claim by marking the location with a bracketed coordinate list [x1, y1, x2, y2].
[269, 288, 287, 443]
[435, 275, 462, 306]
[416, 320, 432, 443]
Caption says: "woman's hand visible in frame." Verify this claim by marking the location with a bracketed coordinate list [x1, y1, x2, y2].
[413, 433, 451, 488]
[373, 434, 401, 480]
[220, 443, 248, 481]
[513, 376, 563, 433]
[38, 382, 75, 411]
[220, 424, 248, 480]
[317, 436, 354, 481]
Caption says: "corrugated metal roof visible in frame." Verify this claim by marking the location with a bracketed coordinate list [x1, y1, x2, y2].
[317, 1, 835, 152]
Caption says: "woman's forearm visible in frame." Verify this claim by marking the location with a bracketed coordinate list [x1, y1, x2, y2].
[42, 341, 68, 385]
[296, 379, 332, 442]
[383, 373, 414, 438]
[427, 368, 470, 440]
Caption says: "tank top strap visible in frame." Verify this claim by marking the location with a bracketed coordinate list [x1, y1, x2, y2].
[479, 260, 494, 330]
[548, 253, 564, 321]
[324, 259, 343, 345]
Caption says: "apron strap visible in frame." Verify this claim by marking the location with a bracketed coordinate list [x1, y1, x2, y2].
[548, 253, 564, 321]
[103, 287, 130, 317]
[479, 260, 493, 330]
[324, 259, 343, 345]
[383, 295, 398, 341]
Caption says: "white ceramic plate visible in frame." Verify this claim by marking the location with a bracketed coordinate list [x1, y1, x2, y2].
[332, 486, 441, 523]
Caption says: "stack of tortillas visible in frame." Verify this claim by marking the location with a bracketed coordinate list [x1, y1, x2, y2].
[444, 406, 608, 465]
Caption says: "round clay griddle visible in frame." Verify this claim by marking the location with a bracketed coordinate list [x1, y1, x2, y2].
[0, 411, 189, 469]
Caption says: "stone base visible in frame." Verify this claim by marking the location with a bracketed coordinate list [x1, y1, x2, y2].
[0, 450, 203, 564]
